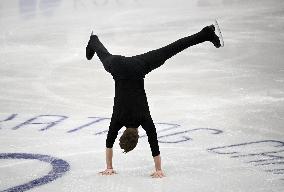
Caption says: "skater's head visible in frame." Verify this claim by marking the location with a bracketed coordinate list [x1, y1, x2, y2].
[119, 128, 139, 154]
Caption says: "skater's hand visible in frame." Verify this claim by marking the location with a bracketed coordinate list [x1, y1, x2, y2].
[98, 168, 117, 176]
[150, 170, 166, 178]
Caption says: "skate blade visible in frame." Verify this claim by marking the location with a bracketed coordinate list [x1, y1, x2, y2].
[214, 19, 224, 47]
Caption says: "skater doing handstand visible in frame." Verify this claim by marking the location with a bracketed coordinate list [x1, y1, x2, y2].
[86, 21, 223, 178]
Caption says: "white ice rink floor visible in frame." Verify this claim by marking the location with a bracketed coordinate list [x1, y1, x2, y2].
[1, 0, 284, 191]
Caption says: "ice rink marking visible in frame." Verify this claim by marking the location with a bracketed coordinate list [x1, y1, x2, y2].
[0, 153, 70, 192]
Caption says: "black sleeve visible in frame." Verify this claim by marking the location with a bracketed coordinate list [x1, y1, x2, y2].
[141, 116, 160, 157]
[106, 117, 123, 148]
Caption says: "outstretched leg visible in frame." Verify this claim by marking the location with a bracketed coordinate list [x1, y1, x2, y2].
[133, 25, 222, 75]
[86, 32, 111, 61]
[86, 34, 114, 73]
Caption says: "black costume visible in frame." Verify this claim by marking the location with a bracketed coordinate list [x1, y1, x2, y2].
[90, 26, 218, 157]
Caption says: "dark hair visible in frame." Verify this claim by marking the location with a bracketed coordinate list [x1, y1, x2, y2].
[119, 128, 139, 154]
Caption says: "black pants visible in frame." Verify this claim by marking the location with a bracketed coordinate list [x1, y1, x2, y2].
[94, 28, 210, 76]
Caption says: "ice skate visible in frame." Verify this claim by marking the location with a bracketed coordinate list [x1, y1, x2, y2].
[86, 31, 96, 60]
[205, 20, 224, 48]
[213, 19, 224, 48]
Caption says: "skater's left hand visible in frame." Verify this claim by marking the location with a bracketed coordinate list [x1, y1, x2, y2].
[150, 170, 166, 178]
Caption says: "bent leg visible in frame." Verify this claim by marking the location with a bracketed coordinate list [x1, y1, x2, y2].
[134, 27, 212, 74]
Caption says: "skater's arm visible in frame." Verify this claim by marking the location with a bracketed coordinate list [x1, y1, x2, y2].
[153, 154, 162, 171]
[151, 154, 165, 178]
[141, 117, 165, 178]
[105, 117, 123, 167]
[98, 147, 117, 175]
[98, 119, 122, 176]
[106, 147, 113, 169]
[98, 148, 117, 176]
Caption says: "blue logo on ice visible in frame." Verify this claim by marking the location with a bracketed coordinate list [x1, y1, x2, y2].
[0, 153, 70, 192]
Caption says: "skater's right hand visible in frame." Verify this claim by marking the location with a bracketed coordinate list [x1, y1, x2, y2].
[98, 168, 117, 176]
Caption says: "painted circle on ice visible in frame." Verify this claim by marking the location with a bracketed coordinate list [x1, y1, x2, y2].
[0, 153, 70, 192]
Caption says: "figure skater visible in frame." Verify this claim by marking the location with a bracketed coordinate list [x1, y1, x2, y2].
[86, 21, 224, 178]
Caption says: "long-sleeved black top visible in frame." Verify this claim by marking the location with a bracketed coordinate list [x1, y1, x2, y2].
[104, 55, 150, 126]
[113, 79, 150, 127]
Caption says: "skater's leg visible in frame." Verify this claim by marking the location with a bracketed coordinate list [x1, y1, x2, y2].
[134, 25, 220, 74]
[86, 34, 116, 73]
[87, 34, 111, 61]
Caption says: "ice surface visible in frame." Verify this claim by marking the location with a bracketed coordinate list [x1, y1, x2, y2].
[0, 0, 284, 191]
